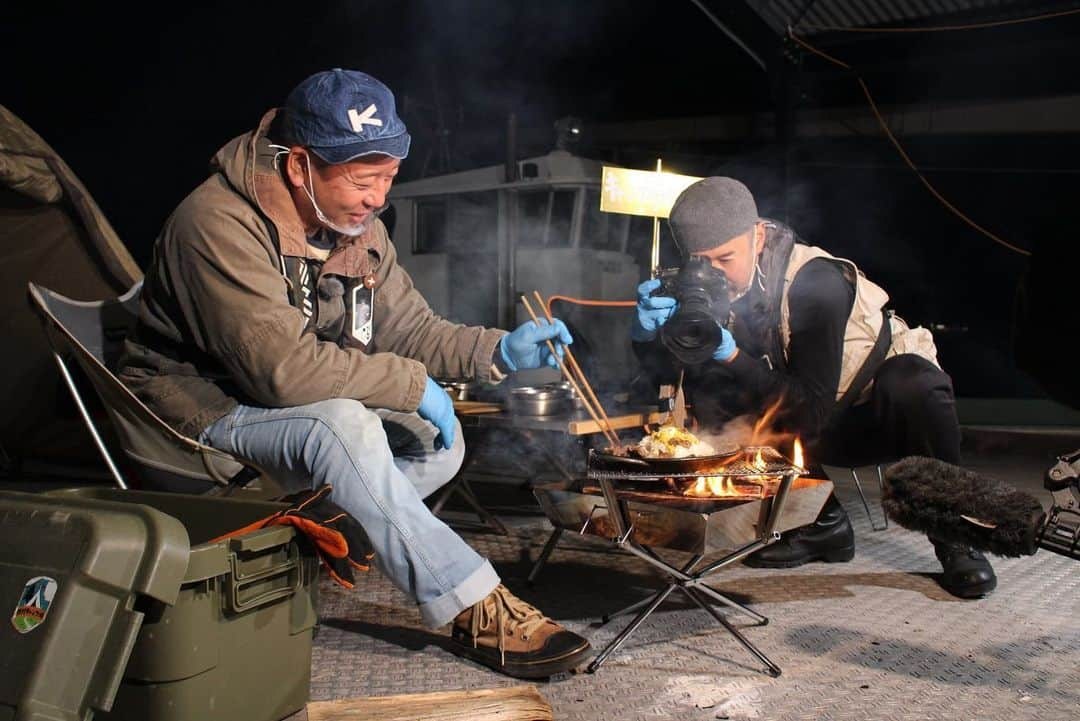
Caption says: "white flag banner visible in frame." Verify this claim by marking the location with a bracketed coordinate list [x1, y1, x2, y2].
[600, 166, 702, 218]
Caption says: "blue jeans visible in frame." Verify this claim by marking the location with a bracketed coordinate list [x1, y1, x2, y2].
[198, 398, 499, 627]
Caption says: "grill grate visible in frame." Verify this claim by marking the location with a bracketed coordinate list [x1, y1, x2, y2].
[587, 445, 803, 482]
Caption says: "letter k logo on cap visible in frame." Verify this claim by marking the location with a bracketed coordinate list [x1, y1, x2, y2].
[348, 104, 383, 133]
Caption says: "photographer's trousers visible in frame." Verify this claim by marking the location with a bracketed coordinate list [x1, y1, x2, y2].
[817, 353, 962, 469]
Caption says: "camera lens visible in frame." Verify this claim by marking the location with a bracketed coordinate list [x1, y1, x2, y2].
[656, 258, 731, 364]
[660, 307, 723, 365]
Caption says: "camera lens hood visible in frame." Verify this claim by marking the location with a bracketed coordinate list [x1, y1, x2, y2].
[660, 309, 723, 365]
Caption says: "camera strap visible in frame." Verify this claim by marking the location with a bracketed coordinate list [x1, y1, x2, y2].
[830, 309, 892, 421]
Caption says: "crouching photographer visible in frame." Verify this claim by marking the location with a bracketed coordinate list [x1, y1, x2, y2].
[630, 176, 996, 599]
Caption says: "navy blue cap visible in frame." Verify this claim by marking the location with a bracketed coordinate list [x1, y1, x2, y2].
[282, 68, 411, 164]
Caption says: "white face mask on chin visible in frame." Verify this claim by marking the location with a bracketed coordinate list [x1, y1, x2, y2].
[729, 232, 758, 303]
[302, 153, 379, 237]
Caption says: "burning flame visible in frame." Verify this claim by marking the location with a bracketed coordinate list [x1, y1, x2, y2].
[691, 479, 734, 496]
[689, 475, 740, 497]
[751, 397, 784, 446]
[676, 408, 808, 498]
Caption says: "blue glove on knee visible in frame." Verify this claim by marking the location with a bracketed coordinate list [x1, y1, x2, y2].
[500, 318, 573, 371]
[418, 377, 455, 450]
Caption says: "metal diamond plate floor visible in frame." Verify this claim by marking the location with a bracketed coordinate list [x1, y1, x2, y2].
[303, 492, 1079, 721]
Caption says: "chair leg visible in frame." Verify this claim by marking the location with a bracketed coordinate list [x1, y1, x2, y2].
[527, 527, 564, 587]
[53, 352, 129, 489]
[849, 466, 887, 531]
[875, 464, 889, 530]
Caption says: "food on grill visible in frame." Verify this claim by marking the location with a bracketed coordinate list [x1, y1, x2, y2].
[636, 424, 716, 459]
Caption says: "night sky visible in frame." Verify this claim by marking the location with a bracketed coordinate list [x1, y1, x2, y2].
[7, 1, 1080, 403]
[6, 1, 768, 256]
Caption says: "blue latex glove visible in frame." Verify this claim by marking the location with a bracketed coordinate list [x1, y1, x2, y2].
[712, 327, 738, 362]
[418, 377, 455, 450]
[500, 318, 573, 371]
[631, 278, 678, 342]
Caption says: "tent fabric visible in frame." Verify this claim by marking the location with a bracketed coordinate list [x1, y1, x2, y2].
[0, 106, 62, 204]
[1, 104, 143, 472]
[0, 105, 141, 286]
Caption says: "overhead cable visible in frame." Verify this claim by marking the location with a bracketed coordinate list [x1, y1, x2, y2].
[796, 6, 1080, 33]
[788, 28, 1032, 257]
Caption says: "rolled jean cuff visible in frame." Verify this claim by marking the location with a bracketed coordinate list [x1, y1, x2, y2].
[419, 560, 500, 628]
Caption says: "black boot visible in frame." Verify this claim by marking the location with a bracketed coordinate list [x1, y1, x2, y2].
[930, 538, 997, 599]
[743, 494, 855, 568]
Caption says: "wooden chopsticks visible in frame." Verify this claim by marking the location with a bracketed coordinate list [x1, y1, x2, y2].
[519, 293, 622, 451]
[532, 291, 621, 446]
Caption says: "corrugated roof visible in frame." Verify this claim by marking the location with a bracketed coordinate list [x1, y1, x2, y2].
[743, 0, 1068, 35]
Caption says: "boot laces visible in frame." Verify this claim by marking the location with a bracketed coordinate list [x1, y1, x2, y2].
[470, 585, 549, 665]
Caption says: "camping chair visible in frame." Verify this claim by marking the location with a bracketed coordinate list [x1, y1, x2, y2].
[27, 281, 278, 496]
[822, 464, 889, 532]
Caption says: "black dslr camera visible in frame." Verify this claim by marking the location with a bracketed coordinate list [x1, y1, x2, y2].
[652, 256, 731, 365]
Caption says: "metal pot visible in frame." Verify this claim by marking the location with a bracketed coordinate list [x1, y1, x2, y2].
[438, 380, 478, 401]
[549, 380, 586, 408]
[508, 384, 574, 416]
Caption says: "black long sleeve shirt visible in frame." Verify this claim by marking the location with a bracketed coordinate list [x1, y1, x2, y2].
[635, 258, 855, 446]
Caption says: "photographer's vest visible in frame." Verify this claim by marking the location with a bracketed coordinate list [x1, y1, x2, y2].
[778, 245, 939, 408]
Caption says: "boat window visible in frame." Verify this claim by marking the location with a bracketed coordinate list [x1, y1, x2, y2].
[447, 191, 499, 252]
[413, 199, 448, 254]
[627, 215, 678, 269]
[583, 189, 631, 251]
[518, 190, 549, 248]
[549, 190, 574, 247]
[518, 189, 574, 247]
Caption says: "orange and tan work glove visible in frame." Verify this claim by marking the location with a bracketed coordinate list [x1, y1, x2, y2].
[211, 484, 374, 589]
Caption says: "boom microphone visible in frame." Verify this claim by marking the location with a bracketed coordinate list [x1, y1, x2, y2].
[881, 456, 1046, 557]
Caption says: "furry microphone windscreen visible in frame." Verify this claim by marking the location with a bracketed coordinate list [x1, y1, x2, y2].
[882, 456, 1046, 557]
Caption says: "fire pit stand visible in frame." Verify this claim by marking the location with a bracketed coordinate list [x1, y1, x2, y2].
[532, 448, 833, 677]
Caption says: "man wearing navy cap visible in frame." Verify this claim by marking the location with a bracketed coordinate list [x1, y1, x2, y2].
[119, 69, 592, 678]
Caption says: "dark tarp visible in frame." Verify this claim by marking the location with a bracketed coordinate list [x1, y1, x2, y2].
[1, 104, 142, 475]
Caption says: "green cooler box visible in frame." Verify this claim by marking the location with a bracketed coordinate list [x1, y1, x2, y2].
[0, 487, 320, 721]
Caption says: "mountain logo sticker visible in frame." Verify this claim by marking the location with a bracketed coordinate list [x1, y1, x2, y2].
[12, 576, 58, 634]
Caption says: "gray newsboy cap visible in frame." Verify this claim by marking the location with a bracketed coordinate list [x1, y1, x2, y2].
[669, 177, 758, 255]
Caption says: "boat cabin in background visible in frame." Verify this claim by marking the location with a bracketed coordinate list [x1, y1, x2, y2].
[389, 150, 653, 389]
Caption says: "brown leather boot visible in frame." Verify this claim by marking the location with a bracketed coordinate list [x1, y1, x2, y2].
[449, 584, 592, 678]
